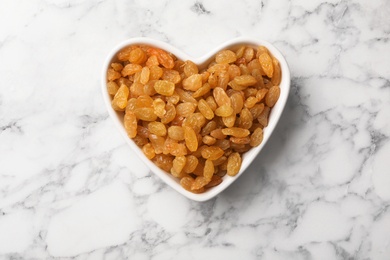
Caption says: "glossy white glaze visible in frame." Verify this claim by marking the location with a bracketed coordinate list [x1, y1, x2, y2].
[102, 37, 290, 201]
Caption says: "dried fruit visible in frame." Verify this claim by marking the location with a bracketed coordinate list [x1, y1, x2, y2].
[172, 156, 186, 177]
[134, 107, 157, 121]
[271, 58, 281, 85]
[180, 176, 195, 191]
[210, 129, 227, 140]
[107, 68, 121, 81]
[215, 104, 233, 117]
[192, 176, 210, 190]
[201, 121, 217, 136]
[176, 102, 197, 117]
[193, 83, 211, 98]
[112, 84, 129, 109]
[168, 126, 184, 141]
[154, 80, 175, 96]
[227, 152, 241, 176]
[231, 75, 257, 89]
[146, 47, 174, 69]
[153, 154, 174, 172]
[153, 98, 166, 118]
[149, 65, 163, 80]
[198, 99, 214, 120]
[230, 136, 251, 144]
[129, 48, 146, 64]
[203, 160, 214, 180]
[250, 127, 263, 147]
[238, 108, 253, 129]
[221, 127, 250, 138]
[161, 102, 176, 124]
[259, 52, 273, 78]
[256, 89, 268, 102]
[201, 146, 224, 160]
[148, 122, 167, 136]
[183, 155, 198, 173]
[243, 47, 254, 63]
[205, 175, 223, 188]
[205, 96, 218, 111]
[142, 143, 155, 159]
[216, 50, 237, 64]
[162, 69, 181, 84]
[183, 126, 198, 152]
[108, 44, 282, 193]
[149, 134, 165, 154]
[222, 114, 236, 127]
[124, 111, 137, 138]
[230, 93, 244, 114]
[146, 55, 159, 67]
[265, 85, 280, 108]
[182, 74, 202, 91]
[244, 96, 258, 109]
[213, 87, 231, 107]
[107, 81, 119, 96]
[117, 46, 135, 61]
[257, 106, 270, 127]
[184, 60, 198, 77]
[202, 135, 216, 145]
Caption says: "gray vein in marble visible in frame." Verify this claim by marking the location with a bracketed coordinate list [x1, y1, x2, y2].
[191, 1, 211, 15]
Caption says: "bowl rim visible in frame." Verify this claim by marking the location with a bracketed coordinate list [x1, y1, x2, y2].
[102, 37, 291, 202]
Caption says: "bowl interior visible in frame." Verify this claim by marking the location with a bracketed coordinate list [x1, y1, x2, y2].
[102, 37, 290, 201]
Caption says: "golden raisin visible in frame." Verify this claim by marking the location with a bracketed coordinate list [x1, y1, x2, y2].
[142, 143, 155, 159]
[216, 50, 237, 64]
[221, 127, 250, 138]
[183, 74, 203, 91]
[184, 60, 199, 77]
[213, 87, 231, 107]
[153, 98, 166, 118]
[193, 83, 211, 98]
[124, 111, 137, 138]
[172, 156, 187, 177]
[121, 64, 142, 77]
[107, 68, 121, 81]
[162, 69, 181, 84]
[148, 122, 167, 136]
[153, 154, 174, 172]
[183, 126, 198, 152]
[176, 102, 197, 117]
[257, 106, 270, 127]
[203, 159, 214, 180]
[112, 84, 129, 109]
[154, 80, 175, 96]
[167, 126, 185, 141]
[107, 81, 119, 96]
[215, 105, 233, 117]
[227, 152, 242, 176]
[271, 57, 281, 85]
[129, 48, 146, 64]
[134, 107, 157, 121]
[265, 85, 280, 108]
[198, 99, 214, 120]
[201, 146, 224, 160]
[250, 127, 264, 147]
[259, 52, 274, 78]
[183, 155, 199, 174]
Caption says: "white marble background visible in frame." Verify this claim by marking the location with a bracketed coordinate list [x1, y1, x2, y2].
[0, 0, 389, 259]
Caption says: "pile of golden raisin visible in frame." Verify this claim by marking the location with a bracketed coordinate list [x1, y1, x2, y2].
[107, 44, 281, 193]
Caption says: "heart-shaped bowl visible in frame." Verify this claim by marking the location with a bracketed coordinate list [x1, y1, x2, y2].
[102, 37, 290, 201]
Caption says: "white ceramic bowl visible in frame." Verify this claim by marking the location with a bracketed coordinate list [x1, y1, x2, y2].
[102, 37, 290, 202]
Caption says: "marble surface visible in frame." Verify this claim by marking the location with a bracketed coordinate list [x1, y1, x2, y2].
[0, 0, 389, 259]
